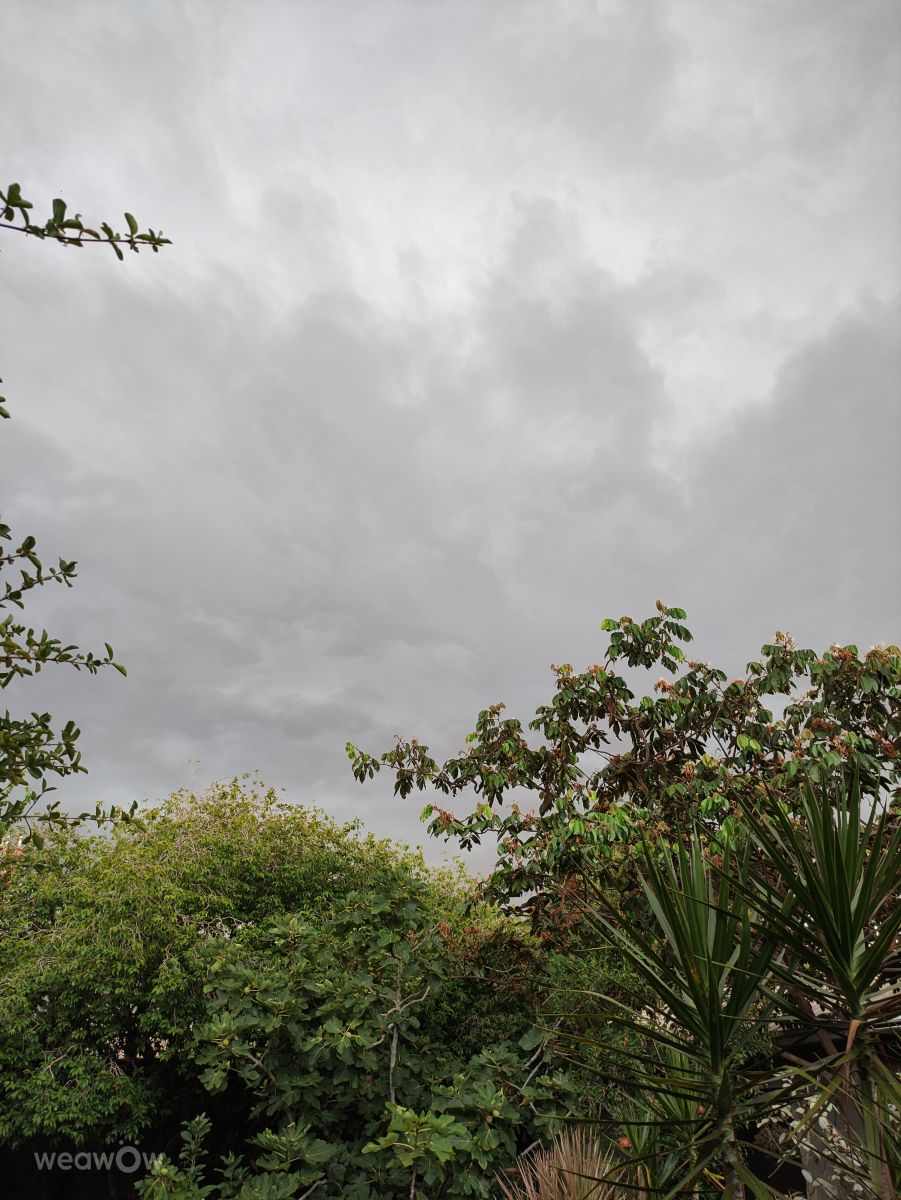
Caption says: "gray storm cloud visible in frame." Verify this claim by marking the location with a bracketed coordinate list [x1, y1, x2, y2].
[1, 0, 898, 861]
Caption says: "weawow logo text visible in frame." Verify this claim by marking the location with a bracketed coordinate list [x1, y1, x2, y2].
[34, 1146, 158, 1174]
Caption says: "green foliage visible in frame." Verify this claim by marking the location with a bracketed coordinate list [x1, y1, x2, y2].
[0, 778, 435, 1149]
[362, 1105, 472, 1192]
[348, 603, 900, 927]
[348, 603, 900, 1195]
[0, 777, 579, 1196]
[0, 181, 170, 258]
[572, 837, 795, 1196]
[4, 600, 895, 1196]
[1, 182, 169, 840]
[0, 516, 139, 840]
[180, 869, 575, 1197]
[733, 776, 901, 1198]
[135, 1115, 259, 1200]
[567, 775, 900, 1198]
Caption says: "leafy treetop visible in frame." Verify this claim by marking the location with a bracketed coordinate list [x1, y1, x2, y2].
[348, 603, 900, 920]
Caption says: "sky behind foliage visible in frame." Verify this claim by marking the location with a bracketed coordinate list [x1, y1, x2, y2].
[1, 0, 899, 864]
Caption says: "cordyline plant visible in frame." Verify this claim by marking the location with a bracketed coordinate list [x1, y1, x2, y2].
[557, 774, 900, 1200]
[2, 182, 168, 843]
[561, 836, 795, 1199]
[347, 603, 900, 927]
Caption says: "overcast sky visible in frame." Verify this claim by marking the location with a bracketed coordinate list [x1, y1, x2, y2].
[1, 0, 899, 867]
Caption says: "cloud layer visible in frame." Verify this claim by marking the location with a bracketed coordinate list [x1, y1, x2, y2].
[1, 1, 898, 862]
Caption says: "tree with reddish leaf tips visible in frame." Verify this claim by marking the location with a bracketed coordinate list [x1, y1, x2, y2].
[347, 604, 900, 925]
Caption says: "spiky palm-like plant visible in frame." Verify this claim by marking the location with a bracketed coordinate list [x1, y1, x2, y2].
[571, 835, 795, 1198]
[566, 775, 900, 1199]
[497, 1127, 620, 1200]
[735, 775, 900, 1199]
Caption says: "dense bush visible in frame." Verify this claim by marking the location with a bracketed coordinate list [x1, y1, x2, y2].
[0, 777, 582, 1198]
[138, 870, 575, 1198]
[0, 777, 443, 1150]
